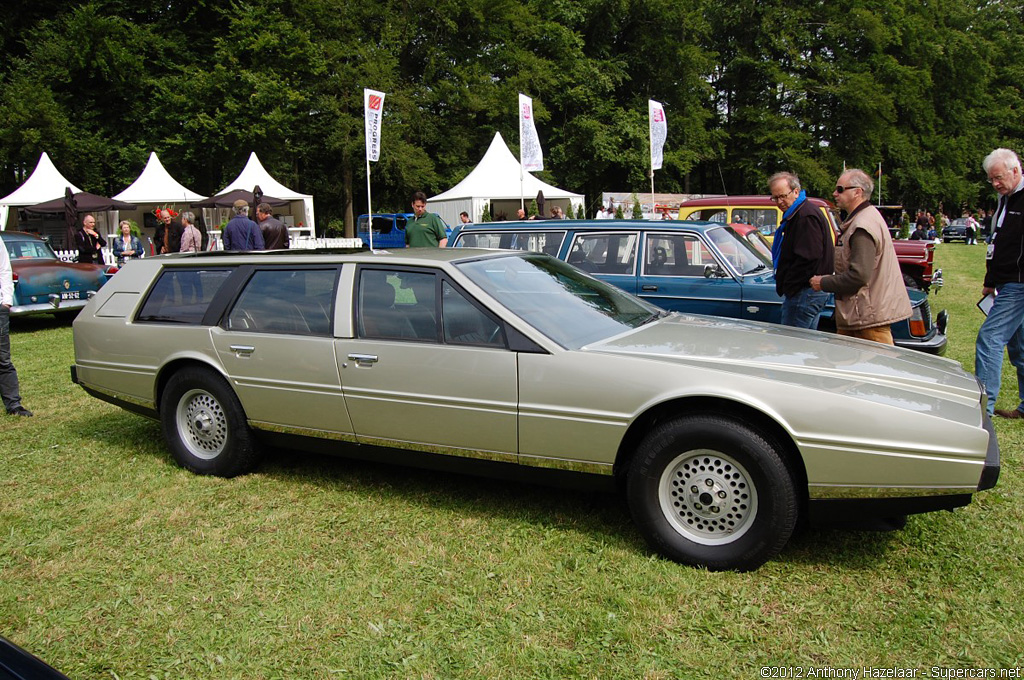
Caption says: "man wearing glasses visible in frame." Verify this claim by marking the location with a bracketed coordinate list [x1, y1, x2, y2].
[809, 169, 910, 345]
[767, 171, 834, 328]
[976, 148, 1024, 418]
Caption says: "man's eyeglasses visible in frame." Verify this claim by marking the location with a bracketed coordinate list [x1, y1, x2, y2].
[834, 185, 860, 194]
[770, 191, 794, 202]
[989, 171, 1015, 184]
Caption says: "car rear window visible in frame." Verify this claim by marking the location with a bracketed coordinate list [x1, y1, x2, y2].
[136, 268, 233, 324]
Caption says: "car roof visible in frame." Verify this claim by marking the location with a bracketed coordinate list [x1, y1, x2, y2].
[453, 219, 721, 233]
[0, 231, 45, 242]
[679, 195, 834, 209]
[150, 246, 523, 267]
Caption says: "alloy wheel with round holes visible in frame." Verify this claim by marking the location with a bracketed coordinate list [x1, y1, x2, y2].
[160, 366, 262, 477]
[660, 449, 758, 546]
[627, 414, 798, 571]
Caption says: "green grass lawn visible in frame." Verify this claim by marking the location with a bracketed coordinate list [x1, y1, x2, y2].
[2, 244, 1022, 678]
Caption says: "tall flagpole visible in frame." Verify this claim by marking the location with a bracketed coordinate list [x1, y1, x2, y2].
[519, 93, 544, 218]
[648, 100, 667, 221]
[364, 89, 386, 249]
[366, 158, 373, 249]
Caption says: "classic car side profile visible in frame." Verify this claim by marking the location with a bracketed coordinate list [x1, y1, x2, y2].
[0, 231, 118, 316]
[71, 249, 998, 571]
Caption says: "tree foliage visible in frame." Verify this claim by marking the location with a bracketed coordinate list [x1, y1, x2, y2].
[0, 0, 1021, 232]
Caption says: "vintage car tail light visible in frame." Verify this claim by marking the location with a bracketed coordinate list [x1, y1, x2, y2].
[909, 304, 928, 337]
[104, 265, 119, 275]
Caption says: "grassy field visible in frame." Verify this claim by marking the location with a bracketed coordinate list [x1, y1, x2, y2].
[2, 243, 1022, 679]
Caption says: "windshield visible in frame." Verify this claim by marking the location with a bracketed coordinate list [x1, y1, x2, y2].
[744, 231, 773, 263]
[456, 254, 662, 349]
[706, 226, 772, 274]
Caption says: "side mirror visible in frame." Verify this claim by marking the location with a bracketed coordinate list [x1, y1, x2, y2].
[703, 263, 727, 279]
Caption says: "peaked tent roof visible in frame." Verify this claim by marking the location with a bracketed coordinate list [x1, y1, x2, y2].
[217, 152, 311, 201]
[214, 152, 316, 231]
[429, 132, 583, 202]
[113, 152, 205, 203]
[0, 152, 82, 206]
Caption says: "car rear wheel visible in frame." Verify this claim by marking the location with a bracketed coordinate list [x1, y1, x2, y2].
[160, 366, 261, 477]
[627, 414, 797, 571]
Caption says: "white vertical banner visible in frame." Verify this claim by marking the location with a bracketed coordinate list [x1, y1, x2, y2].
[649, 99, 667, 171]
[364, 88, 385, 248]
[364, 89, 386, 162]
[519, 93, 544, 172]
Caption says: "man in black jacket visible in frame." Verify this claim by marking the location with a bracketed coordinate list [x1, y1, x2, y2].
[768, 172, 835, 329]
[976, 148, 1024, 418]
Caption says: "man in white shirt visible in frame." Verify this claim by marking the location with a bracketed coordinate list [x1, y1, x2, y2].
[0, 235, 33, 416]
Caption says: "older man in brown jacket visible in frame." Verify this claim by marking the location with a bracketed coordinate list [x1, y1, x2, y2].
[810, 169, 910, 345]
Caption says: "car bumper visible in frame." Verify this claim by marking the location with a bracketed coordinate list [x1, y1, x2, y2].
[9, 296, 91, 316]
[894, 309, 948, 355]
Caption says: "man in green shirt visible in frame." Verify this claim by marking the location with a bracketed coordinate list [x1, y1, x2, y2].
[405, 191, 448, 247]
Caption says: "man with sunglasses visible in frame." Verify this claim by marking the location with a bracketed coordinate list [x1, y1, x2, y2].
[975, 148, 1024, 418]
[810, 169, 910, 345]
[767, 171, 834, 328]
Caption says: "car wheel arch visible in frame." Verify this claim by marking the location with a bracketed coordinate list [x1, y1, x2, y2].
[155, 357, 235, 414]
[613, 396, 809, 502]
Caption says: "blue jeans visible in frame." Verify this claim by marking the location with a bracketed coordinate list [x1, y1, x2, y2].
[975, 282, 1024, 415]
[0, 306, 24, 412]
[780, 287, 829, 329]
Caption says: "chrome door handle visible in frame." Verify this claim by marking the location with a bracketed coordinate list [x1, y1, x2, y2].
[348, 353, 379, 367]
[229, 345, 255, 355]
[641, 285, 658, 292]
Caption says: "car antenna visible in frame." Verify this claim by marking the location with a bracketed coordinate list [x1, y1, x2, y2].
[717, 163, 728, 196]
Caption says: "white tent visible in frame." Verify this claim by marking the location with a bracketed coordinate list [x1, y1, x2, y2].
[214, 152, 315, 235]
[114, 152, 206, 204]
[0, 152, 82, 230]
[428, 132, 584, 224]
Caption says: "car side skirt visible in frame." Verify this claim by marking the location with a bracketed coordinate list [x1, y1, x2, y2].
[807, 494, 972, 526]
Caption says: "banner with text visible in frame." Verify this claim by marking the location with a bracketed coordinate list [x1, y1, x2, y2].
[519, 93, 544, 172]
[364, 89, 386, 162]
[649, 100, 667, 171]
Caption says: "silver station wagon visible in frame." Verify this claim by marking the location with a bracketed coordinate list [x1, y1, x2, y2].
[71, 248, 999, 571]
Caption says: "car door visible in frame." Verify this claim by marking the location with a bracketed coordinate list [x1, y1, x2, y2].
[210, 266, 354, 437]
[334, 266, 518, 461]
[567, 231, 639, 295]
[637, 232, 745, 318]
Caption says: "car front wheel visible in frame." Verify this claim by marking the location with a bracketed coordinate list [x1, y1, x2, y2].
[160, 366, 261, 477]
[627, 414, 798, 571]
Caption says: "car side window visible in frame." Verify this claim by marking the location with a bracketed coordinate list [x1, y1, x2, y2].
[442, 281, 505, 348]
[568, 233, 637, 274]
[456, 231, 565, 256]
[644, 234, 715, 277]
[357, 269, 438, 341]
[136, 268, 233, 324]
[226, 269, 336, 335]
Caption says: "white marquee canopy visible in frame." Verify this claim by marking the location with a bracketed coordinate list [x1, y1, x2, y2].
[0, 152, 82, 230]
[114, 152, 205, 204]
[214, 152, 315, 233]
[428, 132, 584, 224]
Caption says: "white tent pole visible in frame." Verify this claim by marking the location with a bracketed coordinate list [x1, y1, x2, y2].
[366, 158, 374, 250]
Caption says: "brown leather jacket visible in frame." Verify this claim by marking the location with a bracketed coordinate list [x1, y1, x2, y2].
[824, 202, 911, 330]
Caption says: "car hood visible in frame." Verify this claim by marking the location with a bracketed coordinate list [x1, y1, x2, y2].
[583, 313, 980, 411]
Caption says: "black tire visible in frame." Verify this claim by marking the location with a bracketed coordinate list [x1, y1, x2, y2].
[626, 414, 798, 571]
[160, 366, 262, 477]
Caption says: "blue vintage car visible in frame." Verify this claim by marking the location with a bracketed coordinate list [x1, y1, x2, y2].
[1, 231, 118, 317]
[449, 220, 947, 354]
